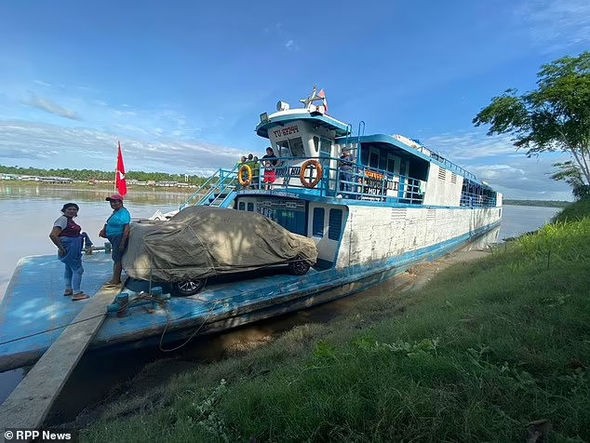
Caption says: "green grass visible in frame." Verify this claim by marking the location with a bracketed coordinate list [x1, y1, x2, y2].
[83, 200, 590, 442]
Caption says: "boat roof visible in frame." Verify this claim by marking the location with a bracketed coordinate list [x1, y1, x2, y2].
[339, 133, 483, 184]
[256, 108, 351, 138]
[256, 88, 491, 189]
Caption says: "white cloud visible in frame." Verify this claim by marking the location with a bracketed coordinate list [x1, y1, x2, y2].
[424, 130, 573, 200]
[285, 40, 299, 51]
[516, 0, 590, 51]
[0, 120, 243, 175]
[23, 93, 81, 120]
[423, 131, 516, 161]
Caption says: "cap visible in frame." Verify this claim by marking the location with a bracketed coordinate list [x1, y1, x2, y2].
[106, 193, 124, 202]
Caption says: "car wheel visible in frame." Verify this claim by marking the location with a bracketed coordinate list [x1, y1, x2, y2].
[288, 257, 311, 275]
[172, 279, 207, 296]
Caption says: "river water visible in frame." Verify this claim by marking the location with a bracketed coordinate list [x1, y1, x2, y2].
[0, 185, 563, 421]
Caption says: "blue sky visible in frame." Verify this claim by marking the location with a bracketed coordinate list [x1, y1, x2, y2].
[0, 0, 588, 200]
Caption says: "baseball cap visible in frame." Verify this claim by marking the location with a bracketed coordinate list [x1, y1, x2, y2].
[106, 193, 124, 201]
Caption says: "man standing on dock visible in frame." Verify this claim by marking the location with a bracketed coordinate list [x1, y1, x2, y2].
[99, 194, 131, 286]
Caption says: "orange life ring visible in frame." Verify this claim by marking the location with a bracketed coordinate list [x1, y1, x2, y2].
[299, 159, 323, 188]
[238, 164, 252, 187]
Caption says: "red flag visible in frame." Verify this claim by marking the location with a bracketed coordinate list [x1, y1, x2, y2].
[116, 141, 127, 197]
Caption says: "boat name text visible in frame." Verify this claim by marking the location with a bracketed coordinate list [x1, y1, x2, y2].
[272, 125, 299, 138]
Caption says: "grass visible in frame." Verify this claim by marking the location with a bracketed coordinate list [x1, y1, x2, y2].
[82, 200, 590, 442]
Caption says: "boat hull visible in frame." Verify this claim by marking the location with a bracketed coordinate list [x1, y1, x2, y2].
[0, 220, 499, 372]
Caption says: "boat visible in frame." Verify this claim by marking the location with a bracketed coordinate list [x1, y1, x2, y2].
[0, 87, 502, 372]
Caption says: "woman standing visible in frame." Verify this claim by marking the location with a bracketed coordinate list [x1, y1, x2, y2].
[49, 203, 89, 301]
[99, 193, 131, 286]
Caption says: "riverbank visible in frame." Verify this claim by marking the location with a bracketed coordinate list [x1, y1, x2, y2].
[0, 180, 196, 194]
[77, 200, 590, 441]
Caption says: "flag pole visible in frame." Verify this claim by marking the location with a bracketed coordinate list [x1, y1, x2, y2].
[114, 141, 119, 193]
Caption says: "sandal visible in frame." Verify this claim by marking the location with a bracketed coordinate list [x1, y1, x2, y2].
[72, 292, 90, 301]
[104, 281, 122, 287]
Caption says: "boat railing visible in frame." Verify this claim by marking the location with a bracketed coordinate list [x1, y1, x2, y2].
[181, 166, 239, 209]
[239, 156, 425, 205]
[460, 192, 497, 208]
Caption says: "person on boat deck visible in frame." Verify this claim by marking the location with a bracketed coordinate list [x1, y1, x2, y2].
[49, 203, 89, 301]
[99, 194, 131, 286]
[339, 149, 354, 197]
[244, 153, 259, 189]
[262, 147, 278, 189]
[251, 155, 260, 188]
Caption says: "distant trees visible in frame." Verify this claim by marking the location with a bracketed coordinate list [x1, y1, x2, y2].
[473, 52, 590, 200]
[0, 165, 207, 186]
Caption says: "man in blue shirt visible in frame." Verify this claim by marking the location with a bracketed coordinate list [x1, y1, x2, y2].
[99, 193, 131, 285]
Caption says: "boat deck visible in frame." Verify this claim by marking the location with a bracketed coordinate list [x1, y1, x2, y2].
[0, 252, 332, 371]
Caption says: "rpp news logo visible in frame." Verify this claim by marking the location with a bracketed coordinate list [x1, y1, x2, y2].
[4, 429, 75, 441]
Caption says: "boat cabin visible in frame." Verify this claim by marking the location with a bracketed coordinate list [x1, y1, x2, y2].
[249, 88, 499, 208]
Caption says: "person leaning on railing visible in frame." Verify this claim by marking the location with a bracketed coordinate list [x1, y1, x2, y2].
[339, 149, 354, 197]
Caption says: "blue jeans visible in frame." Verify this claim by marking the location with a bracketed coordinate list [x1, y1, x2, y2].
[59, 236, 84, 292]
[107, 234, 125, 263]
[340, 170, 353, 195]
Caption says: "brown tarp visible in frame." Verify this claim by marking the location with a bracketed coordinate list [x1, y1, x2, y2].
[123, 206, 318, 282]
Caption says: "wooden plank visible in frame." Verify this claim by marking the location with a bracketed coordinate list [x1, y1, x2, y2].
[0, 285, 121, 429]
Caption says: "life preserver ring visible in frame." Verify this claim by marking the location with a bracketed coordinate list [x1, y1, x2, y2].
[238, 164, 252, 187]
[299, 159, 323, 188]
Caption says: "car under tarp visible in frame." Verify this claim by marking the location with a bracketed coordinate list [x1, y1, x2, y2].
[122, 206, 318, 282]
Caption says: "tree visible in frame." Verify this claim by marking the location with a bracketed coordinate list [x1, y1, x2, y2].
[473, 52, 590, 199]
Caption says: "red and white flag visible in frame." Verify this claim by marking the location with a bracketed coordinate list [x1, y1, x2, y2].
[116, 141, 128, 197]
[318, 88, 329, 114]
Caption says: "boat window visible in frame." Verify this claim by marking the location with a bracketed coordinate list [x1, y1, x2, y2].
[328, 209, 343, 240]
[276, 142, 292, 157]
[400, 158, 408, 177]
[313, 136, 320, 153]
[386, 155, 396, 173]
[238, 201, 245, 211]
[277, 137, 304, 157]
[320, 138, 331, 155]
[289, 137, 305, 157]
[369, 147, 380, 168]
[247, 202, 254, 212]
[274, 209, 306, 235]
[312, 207, 325, 237]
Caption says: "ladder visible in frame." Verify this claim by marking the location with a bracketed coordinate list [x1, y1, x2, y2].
[180, 166, 239, 209]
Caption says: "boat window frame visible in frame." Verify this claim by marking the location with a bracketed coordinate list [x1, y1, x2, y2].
[368, 146, 380, 169]
[328, 208, 343, 240]
[312, 207, 325, 237]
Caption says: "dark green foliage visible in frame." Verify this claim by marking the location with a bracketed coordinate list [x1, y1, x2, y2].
[474, 52, 590, 199]
[0, 164, 207, 185]
[503, 199, 570, 208]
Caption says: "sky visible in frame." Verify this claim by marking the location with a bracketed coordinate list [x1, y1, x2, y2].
[0, 0, 588, 200]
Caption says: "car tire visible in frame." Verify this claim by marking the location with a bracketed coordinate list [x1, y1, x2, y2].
[172, 279, 207, 296]
[288, 257, 311, 275]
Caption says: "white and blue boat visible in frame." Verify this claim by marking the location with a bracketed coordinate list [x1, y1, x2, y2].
[0, 88, 502, 371]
